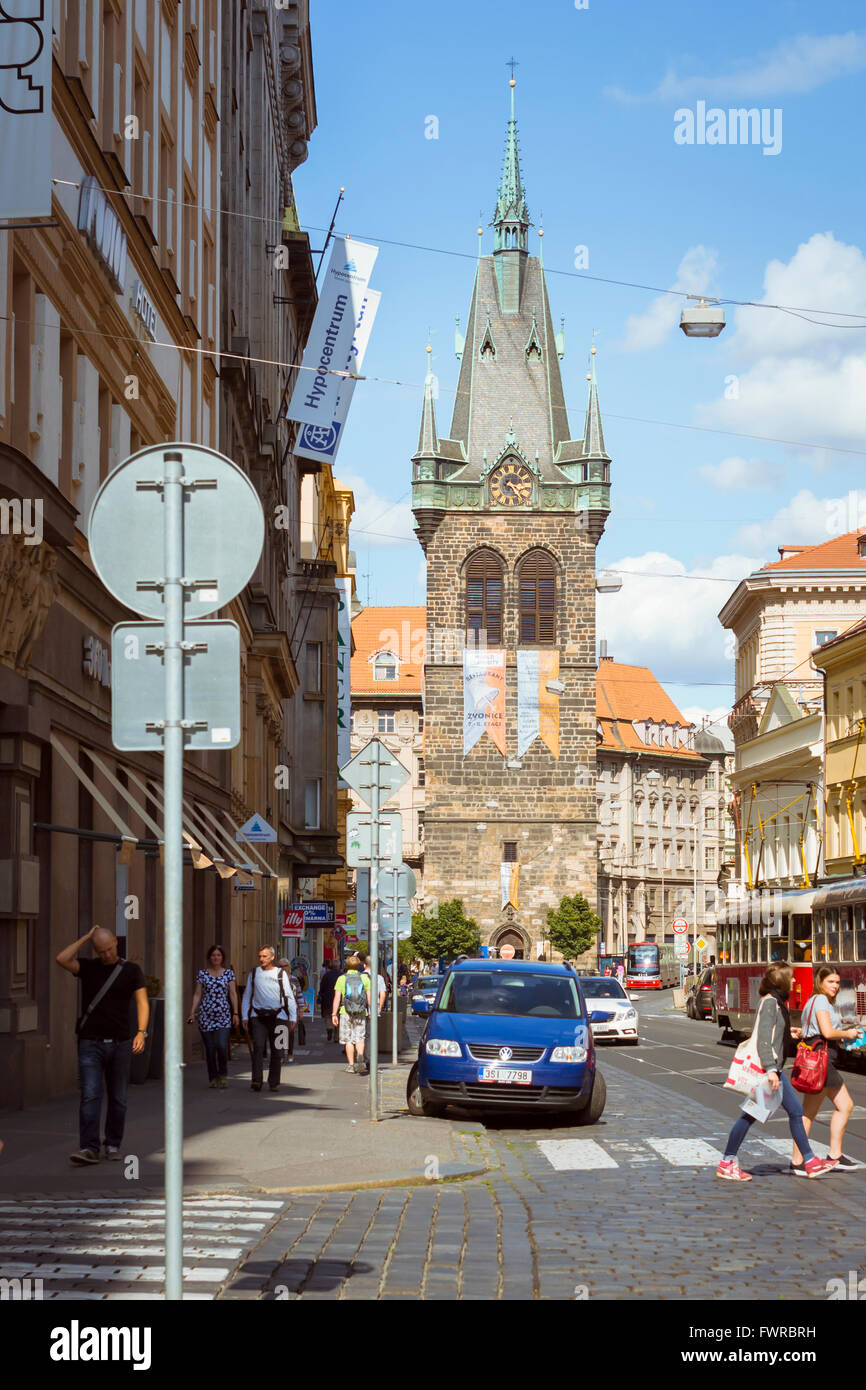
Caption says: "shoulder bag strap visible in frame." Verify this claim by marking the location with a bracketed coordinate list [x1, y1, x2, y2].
[78, 961, 125, 1031]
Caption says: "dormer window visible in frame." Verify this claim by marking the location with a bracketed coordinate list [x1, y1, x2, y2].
[373, 652, 398, 681]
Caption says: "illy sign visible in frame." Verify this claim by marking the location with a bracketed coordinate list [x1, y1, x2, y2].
[77, 176, 128, 294]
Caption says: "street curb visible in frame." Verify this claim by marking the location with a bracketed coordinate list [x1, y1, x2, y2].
[252, 1164, 490, 1194]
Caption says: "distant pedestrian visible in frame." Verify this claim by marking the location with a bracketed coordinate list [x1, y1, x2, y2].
[791, 966, 862, 1174]
[361, 954, 387, 1014]
[277, 957, 305, 1059]
[56, 925, 149, 1166]
[332, 955, 371, 1073]
[615, 962, 625, 984]
[241, 946, 296, 1092]
[716, 964, 838, 1182]
[318, 960, 342, 1041]
[188, 945, 238, 1088]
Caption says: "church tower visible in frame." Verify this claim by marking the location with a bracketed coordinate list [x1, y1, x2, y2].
[411, 79, 611, 960]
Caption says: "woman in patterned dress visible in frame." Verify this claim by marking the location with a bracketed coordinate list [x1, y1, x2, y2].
[188, 945, 239, 1088]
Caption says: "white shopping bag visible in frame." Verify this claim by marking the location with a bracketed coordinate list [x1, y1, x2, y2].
[740, 1079, 782, 1124]
[723, 997, 770, 1098]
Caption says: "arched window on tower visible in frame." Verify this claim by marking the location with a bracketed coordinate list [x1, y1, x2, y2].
[465, 550, 503, 645]
[518, 550, 556, 645]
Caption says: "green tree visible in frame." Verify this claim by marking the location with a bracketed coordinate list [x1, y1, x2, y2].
[545, 893, 601, 960]
[410, 899, 480, 963]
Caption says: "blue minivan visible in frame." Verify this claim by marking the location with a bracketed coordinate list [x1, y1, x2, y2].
[406, 958, 605, 1121]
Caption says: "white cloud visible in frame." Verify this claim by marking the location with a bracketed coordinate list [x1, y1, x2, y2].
[734, 486, 866, 555]
[606, 32, 866, 103]
[620, 245, 717, 352]
[341, 473, 415, 547]
[697, 233, 866, 452]
[699, 456, 787, 491]
[597, 549, 761, 687]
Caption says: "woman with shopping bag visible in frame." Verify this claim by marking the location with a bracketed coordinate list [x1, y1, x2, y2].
[716, 964, 838, 1182]
[790, 965, 862, 1175]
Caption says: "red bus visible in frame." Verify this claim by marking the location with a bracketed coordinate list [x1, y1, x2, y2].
[626, 941, 679, 989]
[713, 881, 866, 1038]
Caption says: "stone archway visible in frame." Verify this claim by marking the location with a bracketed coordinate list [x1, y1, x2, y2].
[490, 925, 531, 960]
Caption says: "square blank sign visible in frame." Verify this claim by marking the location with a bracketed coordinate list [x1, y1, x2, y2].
[111, 620, 241, 751]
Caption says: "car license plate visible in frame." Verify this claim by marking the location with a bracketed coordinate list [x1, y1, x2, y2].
[477, 1067, 531, 1084]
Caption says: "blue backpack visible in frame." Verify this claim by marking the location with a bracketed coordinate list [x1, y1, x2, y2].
[344, 972, 368, 1017]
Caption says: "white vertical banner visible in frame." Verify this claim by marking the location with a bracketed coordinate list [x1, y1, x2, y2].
[463, 649, 506, 756]
[0, 3, 53, 219]
[336, 577, 352, 785]
[287, 237, 379, 428]
[294, 290, 381, 465]
[516, 649, 539, 757]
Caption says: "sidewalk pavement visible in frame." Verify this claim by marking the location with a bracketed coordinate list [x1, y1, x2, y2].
[0, 1019, 483, 1197]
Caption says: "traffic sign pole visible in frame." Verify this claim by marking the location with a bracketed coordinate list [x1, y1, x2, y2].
[392, 871, 399, 1066]
[163, 452, 184, 1303]
[369, 762, 379, 1122]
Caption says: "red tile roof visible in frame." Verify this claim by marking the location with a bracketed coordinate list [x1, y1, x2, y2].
[596, 659, 703, 758]
[762, 530, 866, 572]
[351, 607, 425, 695]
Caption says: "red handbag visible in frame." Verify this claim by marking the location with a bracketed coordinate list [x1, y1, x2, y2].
[791, 999, 829, 1093]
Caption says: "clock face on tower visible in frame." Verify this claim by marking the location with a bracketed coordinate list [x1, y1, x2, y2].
[489, 461, 533, 507]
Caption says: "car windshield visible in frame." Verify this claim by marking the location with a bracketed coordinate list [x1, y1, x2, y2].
[417, 977, 440, 990]
[439, 970, 583, 1018]
[581, 979, 627, 1000]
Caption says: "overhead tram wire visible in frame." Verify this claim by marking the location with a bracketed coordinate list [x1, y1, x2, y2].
[46, 175, 866, 328]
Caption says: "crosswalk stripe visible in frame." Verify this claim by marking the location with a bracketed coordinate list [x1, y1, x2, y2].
[644, 1137, 724, 1165]
[0, 1194, 284, 1298]
[536, 1139, 619, 1170]
[751, 1136, 830, 1160]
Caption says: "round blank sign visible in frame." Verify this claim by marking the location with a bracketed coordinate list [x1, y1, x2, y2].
[88, 444, 265, 619]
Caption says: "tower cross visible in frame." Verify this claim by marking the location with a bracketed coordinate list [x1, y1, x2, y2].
[506, 56, 518, 80]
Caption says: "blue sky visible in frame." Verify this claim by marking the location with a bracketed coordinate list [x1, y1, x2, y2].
[293, 1, 866, 736]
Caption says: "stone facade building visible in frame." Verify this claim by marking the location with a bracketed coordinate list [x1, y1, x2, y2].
[349, 606, 426, 911]
[411, 83, 609, 959]
[719, 530, 866, 902]
[596, 656, 726, 959]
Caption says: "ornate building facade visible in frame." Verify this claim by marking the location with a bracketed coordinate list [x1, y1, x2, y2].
[411, 83, 609, 959]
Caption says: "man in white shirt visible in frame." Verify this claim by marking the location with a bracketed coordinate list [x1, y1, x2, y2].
[359, 954, 389, 1076]
[241, 945, 296, 1091]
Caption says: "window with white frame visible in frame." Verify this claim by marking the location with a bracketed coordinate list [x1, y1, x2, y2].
[378, 709, 395, 734]
[304, 779, 321, 830]
[373, 652, 398, 681]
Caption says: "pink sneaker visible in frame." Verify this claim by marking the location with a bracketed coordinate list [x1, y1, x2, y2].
[804, 1157, 838, 1179]
[716, 1159, 753, 1182]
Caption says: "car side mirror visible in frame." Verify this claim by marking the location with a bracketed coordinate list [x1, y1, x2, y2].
[412, 997, 432, 1015]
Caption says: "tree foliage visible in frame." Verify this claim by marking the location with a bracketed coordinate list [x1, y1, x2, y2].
[410, 898, 480, 962]
[545, 893, 601, 960]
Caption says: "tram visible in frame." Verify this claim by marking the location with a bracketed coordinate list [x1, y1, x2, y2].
[713, 881, 866, 1036]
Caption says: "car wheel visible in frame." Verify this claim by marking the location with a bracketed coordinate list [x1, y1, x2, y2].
[406, 1062, 445, 1118]
[686, 998, 695, 1018]
[576, 1070, 606, 1125]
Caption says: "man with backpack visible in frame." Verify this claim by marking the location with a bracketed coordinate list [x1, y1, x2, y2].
[241, 945, 296, 1091]
[331, 954, 371, 1074]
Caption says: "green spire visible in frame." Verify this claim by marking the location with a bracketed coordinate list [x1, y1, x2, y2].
[493, 78, 530, 253]
[582, 347, 609, 461]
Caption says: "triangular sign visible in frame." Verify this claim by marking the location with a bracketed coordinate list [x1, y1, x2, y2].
[236, 813, 277, 843]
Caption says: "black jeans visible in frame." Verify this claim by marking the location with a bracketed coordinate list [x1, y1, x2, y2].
[78, 1039, 133, 1151]
[250, 1013, 284, 1086]
[200, 1026, 230, 1080]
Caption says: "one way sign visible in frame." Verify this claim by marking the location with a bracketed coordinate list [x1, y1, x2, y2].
[236, 813, 277, 843]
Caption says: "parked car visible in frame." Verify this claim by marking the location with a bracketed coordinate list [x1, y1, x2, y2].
[406, 958, 605, 1121]
[410, 975, 443, 1013]
[686, 967, 715, 1020]
[580, 976, 639, 1044]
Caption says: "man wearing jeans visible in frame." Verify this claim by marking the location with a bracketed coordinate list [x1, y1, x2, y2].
[56, 925, 149, 1166]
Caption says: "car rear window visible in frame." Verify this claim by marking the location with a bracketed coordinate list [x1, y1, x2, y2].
[581, 979, 627, 1000]
[439, 970, 583, 1018]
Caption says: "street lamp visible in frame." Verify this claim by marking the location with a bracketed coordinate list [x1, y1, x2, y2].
[680, 296, 726, 338]
[596, 570, 623, 594]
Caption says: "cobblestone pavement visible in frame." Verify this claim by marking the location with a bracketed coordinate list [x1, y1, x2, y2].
[222, 1065, 866, 1301]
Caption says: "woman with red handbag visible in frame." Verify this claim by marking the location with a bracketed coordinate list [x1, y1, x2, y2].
[791, 966, 862, 1175]
[716, 965, 838, 1182]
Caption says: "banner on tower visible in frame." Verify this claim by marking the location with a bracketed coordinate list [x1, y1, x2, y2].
[286, 237, 379, 429]
[500, 861, 520, 910]
[517, 650, 560, 758]
[463, 649, 506, 756]
[293, 290, 380, 464]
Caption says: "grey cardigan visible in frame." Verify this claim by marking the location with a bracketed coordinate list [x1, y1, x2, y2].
[754, 995, 789, 1073]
